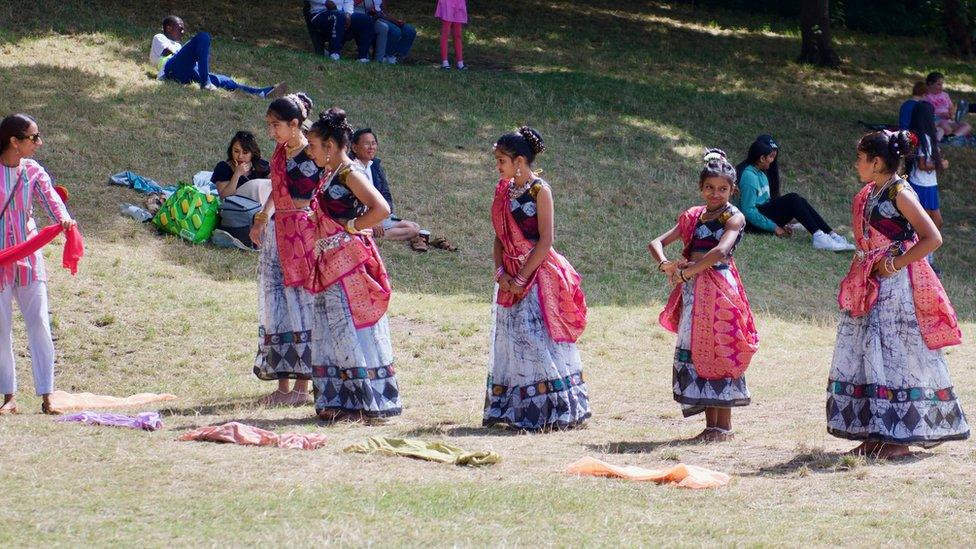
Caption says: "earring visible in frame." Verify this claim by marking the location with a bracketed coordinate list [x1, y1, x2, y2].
[515, 167, 522, 178]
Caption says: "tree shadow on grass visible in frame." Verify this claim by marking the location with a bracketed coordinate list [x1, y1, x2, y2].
[160, 397, 264, 417]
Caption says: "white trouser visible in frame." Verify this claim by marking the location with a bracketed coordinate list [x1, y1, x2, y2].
[0, 281, 55, 395]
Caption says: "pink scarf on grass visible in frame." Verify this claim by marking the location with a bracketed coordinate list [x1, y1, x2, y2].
[658, 206, 758, 380]
[837, 183, 961, 350]
[491, 178, 587, 343]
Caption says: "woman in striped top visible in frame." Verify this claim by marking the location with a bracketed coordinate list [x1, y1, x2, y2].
[0, 114, 76, 415]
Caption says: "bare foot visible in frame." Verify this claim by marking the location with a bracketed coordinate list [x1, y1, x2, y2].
[701, 429, 734, 442]
[41, 400, 60, 415]
[258, 389, 291, 407]
[284, 391, 312, 407]
[874, 443, 911, 460]
[691, 428, 714, 441]
[845, 441, 880, 456]
[0, 398, 18, 415]
[317, 409, 346, 422]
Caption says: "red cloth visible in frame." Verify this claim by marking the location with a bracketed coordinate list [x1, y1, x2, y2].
[179, 421, 328, 450]
[0, 224, 84, 275]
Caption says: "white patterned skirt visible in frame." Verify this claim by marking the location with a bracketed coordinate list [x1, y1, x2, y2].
[484, 286, 591, 430]
[672, 267, 751, 417]
[254, 222, 314, 381]
[827, 269, 969, 446]
[311, 283, 401, 418]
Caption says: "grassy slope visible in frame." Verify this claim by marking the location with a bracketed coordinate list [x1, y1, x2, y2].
[1, 0, 975, 546]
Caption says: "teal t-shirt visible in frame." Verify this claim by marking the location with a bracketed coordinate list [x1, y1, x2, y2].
[736, 165, 778, 232]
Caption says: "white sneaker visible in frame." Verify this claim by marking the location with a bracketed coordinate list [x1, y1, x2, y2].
[385, 56, 397, 64]
[202, 82, 219, 91]
[829, 232, 856, 251]
[329, 53, 340, 61]
[812, 232, 845, 251]
[358, 58, 370, 63]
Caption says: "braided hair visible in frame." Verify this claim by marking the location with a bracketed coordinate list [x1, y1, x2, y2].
[493, 126, 546, 165]
[699, 148, 737, 189]
[857, 130, 915, 175]
[308, 107, 354, 149]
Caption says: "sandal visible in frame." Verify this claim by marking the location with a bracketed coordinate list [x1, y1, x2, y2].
[408, 236, 429, 252]
[41, 401, 59, 415]
[429, 236, 458, 252]
[317, 409, 347, 422]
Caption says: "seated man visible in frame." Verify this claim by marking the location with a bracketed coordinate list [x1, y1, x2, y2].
[354, 0, 417, 64]
[898, 81, 926, 130]
[350, 128, 425, 249]
[308, 0, 374, 62]
[151, 16, 286, 97]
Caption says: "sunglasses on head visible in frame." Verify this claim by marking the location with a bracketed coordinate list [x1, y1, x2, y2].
[21, 133, 41, 143]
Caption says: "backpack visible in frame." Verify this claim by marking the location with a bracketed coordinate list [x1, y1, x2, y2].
[218, 194, 261, 248]
[152, 182, 221, 244]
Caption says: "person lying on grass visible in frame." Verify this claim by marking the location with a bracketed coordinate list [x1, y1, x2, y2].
[150, 15, 287, 98]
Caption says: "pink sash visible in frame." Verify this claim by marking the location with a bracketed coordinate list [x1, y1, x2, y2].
[307, 172, 391, 329]
[837, 183, 961, 350]
[491, 178, 587, 343]
[270, 144, 317, 288]
[658, 206, 758, 380]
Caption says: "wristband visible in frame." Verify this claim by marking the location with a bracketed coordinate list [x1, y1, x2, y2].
[345, 218, 359, 234]
[658, 259, 670, 272]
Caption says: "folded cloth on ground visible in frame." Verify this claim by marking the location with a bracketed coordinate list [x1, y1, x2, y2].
[48, 391, 177, 413]
[109, 171, 176, 197]
[344, 436, 501, 466]
[565, 456, 731, 489]
[0, 224, 84, 275]
[56, 411, 163, 431]
[178, 421, 328, 450]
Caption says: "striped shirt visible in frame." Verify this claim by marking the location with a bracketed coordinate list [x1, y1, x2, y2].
[0, 159, 70, 288]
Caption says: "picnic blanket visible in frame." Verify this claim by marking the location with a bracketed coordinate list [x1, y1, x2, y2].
[48, 391, 177, 413]
[178, 422, 328, 450]
[566, 456, 731, 489]
[56, 411, 163, 431]
[344, 436, 502, 466]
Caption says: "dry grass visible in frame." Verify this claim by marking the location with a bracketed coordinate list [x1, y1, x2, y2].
[1, 0, 975, 546]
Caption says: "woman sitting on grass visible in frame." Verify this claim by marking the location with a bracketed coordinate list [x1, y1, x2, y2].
[735, 135, 854, 252]
[648, 149, 758, 442]
[0, 114, 77, 415]
[211, 131, 271, 200]
[483, 126, 590, 431]
[828, 130, 969, 458]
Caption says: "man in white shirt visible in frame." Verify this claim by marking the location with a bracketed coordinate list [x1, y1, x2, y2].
[150, 15, 286, 97]
[307, 0, 374, 61]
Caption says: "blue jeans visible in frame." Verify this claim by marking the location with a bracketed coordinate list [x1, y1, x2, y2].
[374, 20, 416, 59]
[311, 11, 374, 59]
[163, 33, 272, 96]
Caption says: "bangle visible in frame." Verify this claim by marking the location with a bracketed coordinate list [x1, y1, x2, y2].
[513, 274, 529, 287]
[679, 269, 690, 282]
[494, 267, 505, 281]
[658, 259, 670, 272]
[345, 218, 359, 234]
[254, 212, 269, 224]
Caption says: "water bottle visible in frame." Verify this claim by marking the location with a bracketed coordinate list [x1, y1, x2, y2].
[120, 203, 153, 222]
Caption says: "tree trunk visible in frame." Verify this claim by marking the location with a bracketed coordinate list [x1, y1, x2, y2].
[798, 0, 840, 68]
[944, 0, 973, 57]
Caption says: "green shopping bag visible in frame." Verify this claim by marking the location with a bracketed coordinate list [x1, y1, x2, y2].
[152, 182, 221, 244]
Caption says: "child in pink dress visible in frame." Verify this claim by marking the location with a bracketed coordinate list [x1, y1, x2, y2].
[435, 0, 467, 70]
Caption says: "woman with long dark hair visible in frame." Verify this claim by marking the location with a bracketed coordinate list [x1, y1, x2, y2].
[735, 135, 854, 251]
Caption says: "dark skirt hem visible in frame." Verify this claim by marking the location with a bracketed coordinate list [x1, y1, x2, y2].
[827, 427, 970, 447]
[675, 396, 751, 417]
[252, 367, 312, 381]
[315, 405, 402, 418]
[482, 412, 591, 432]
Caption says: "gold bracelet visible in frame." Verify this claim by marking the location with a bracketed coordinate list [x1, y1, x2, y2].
[658, 259, 670, 272]
[345, 218, 359, 234]
[254, 212, 269, 224]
